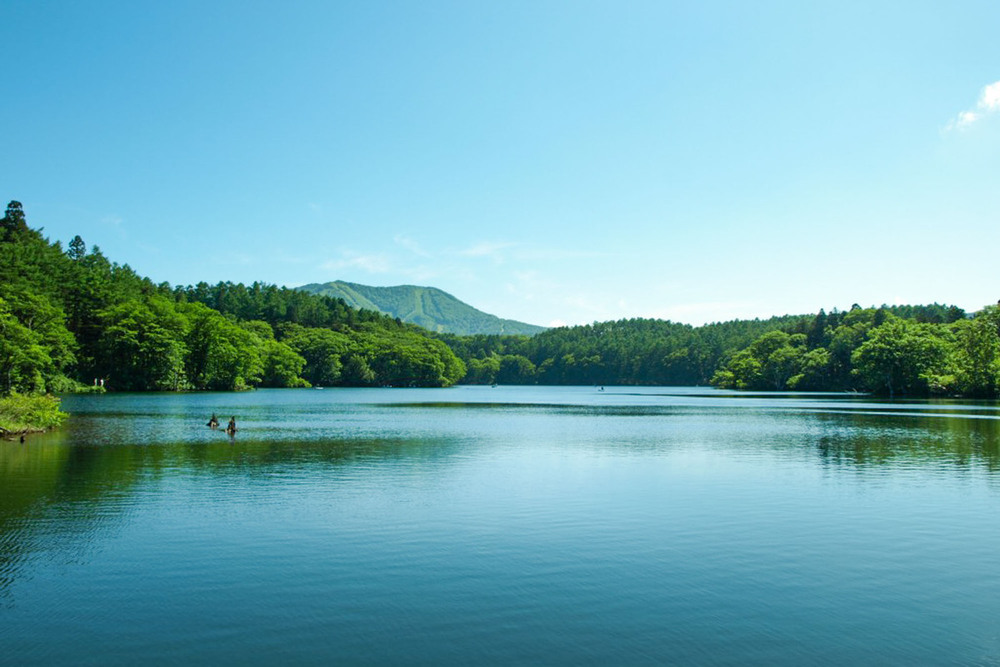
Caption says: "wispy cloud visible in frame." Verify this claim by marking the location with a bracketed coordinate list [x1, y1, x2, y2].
[99, 214, 128, 240]
[458, 241, 518, 259]
[456, 241, 610, 265]
[320, 252, 392, 274]
[947, 80, 1000, 130]
[394, 234, 431, 257]
[511, 247, 611, 261]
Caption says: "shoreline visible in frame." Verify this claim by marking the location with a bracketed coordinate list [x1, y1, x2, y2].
[0, 393, 67, 438]
[1, 425, 49, 440]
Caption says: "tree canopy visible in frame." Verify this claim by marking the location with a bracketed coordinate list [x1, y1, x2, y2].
[1, 199, 990, 399]
[0, 201, 465, 394]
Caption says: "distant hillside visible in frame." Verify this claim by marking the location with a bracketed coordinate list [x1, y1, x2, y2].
[297, 281, 547, 336]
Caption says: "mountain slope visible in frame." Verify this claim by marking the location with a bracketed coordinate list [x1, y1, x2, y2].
[297, 281, 546, 336]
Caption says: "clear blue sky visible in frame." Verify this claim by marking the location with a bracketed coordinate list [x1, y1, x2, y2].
[4, 1, 999, 326]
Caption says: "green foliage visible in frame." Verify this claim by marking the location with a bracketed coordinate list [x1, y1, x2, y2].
[851, 318, 952, 396]
[787, 348, 831, 391]
[68, 235, 86, 261]
[260, 339, 310, 388]
[0, 200, 470, 394]
[349, 326, 467, 387]
[0, 291, 77, 394]
[497, 355, 536, 384]
[950, 310, 1000, 397]
[182, 303, 263, 391]
[0, 201, 29, 241]
[465, 355, 502, 384]
[441, 315, 814, 387]
[97, 298, 187, 391]
[711, 304, 994, 397]
[0, 301, 52, 394]
[0, 393, 66, 433]
[341, 355, 376, 386]
[279, 324, 351, 386]
[0, 199, 993, 399]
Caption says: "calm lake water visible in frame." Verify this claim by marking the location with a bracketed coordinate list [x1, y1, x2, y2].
[3, 386, 1000, 665]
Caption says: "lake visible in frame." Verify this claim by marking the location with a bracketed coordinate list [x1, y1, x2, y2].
[2, 386, 1000, 665]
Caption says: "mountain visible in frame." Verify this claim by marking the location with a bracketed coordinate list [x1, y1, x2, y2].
[297, 281, 546, 336]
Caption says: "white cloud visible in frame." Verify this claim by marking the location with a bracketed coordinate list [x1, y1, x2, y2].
[455, 241, 610, 267]
[458, 241, 517, 258]
[947, 80, 1000, 130]
[511, 247, 611, 261]
[320, 252, 391, 274]
[953, 111, 980, 129]
[981, 81, 1000, 111]
[393, 234, 431, 257]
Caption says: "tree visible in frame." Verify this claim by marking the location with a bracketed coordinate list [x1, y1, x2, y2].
[851, 318, 951, 396]
[787, 348, 831, 391]
[260, 339, 309, 387]
[497, 355, 536, 384]
[0, 298, 53, 394]
[720, 349, 763, 389]
[806, 309, 828, 349]
[951, 311, 1000, 397]
[181, 303, 263, 390]
[341, 355, 376, 386]
[97, 299, 187, 391]
[68, 235, 87, 261]
[764, 344, 804, 390]
[0, 201, 28, 240]
[279, 324, 350, 386]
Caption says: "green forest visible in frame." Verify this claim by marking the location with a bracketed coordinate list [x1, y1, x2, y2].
[3, 198, 1000, 429]
[0, 201, 466, 406]
[441, 301, 995, 398]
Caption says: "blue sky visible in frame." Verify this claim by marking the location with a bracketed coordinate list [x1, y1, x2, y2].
[4, 1, 999, 326]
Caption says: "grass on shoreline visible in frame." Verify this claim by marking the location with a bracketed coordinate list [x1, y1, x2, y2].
[0, 393, 67, 436]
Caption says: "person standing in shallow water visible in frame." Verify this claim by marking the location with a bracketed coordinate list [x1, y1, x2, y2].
[226, 417, 237, 435]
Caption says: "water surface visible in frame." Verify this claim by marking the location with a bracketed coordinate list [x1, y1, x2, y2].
[2, 386, 1000, 665]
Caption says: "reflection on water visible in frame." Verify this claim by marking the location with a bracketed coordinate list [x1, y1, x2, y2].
[2, 386, 1000, 664]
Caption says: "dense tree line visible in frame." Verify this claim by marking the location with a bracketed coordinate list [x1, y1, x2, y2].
[437, 315, 820, 386]
[2, 199, 991, 400]
[436, 304, 985, 397]
[0, 201, 465, 395]
[709, 304, 1000, 397]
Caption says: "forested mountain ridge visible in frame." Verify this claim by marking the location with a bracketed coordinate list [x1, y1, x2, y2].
[0, 201, 466, 394]
[298, 281, 547, 336]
